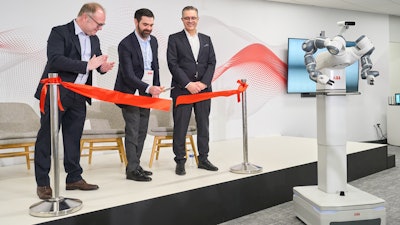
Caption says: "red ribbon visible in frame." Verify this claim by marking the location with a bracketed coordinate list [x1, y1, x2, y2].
[39, 77, 65, 114]
[39, 78, 171, 114]
[176, 80, 248, 106]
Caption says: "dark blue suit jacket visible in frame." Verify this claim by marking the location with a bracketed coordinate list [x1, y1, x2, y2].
[34, 20, 104, 104]
[167, 30, 216, 98]
[114, 32, 160, 107]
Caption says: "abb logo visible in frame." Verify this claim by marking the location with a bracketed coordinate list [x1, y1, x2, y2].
[354, 212, 361, 216]
[332, 75, 341, 80]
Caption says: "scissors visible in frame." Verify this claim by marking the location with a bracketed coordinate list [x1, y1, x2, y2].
[162, 87, 175, 92]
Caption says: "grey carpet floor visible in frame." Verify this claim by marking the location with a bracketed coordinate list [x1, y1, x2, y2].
[220, 145, 400, 225]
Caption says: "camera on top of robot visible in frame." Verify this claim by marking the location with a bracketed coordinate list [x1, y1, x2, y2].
[337, 21, 355, 27]
[302, 21, 379, 87]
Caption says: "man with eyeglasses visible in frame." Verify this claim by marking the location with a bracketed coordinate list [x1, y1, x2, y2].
[114, 8, 163, 182]
[167, 6, 218, 175]
[34, 2, 114, 200]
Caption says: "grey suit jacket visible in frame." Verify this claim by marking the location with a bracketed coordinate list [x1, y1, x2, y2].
[167, 30, 216, 98]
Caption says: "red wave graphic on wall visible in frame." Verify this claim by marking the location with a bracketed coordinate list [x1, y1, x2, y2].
[0, 28, 46, 73]
[213, 43, 287, 83]
[211, 43, 288, 115]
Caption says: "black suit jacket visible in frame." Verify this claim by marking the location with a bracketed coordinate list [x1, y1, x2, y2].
[167, 30, 216, 98]
[34, 20, 104, 104]
[114, 32, 160, 106]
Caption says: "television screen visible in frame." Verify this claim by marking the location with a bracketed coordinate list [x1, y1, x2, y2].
[287, 38, 359, 94]
[395, 93, 400, 105]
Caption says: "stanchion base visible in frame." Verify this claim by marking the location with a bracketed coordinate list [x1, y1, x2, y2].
[230, 162, 262, 174]
[29, 196, 83, 217]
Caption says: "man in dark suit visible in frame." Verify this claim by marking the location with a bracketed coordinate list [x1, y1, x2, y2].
[114, 8, 163, 182]
[167, 6, 218, 175]
[34, 2, 114, 200]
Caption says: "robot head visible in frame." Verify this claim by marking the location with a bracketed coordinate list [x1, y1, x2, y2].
[337, 21, 355, 35]
[326, 36, 346, 55]
[337, 21, 355, 27]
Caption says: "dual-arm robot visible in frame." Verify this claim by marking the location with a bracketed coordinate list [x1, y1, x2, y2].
[302, 21, 379, 88]
[293, 21, 386, 225]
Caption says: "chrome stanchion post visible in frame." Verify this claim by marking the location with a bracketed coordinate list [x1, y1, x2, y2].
[230, 79, 262, 174]
[29, 73, 83, 217]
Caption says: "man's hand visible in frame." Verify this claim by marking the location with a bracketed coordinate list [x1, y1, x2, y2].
[87, 54, 107, 71]
[149, 86, 164, 97]
[195, 81, 207, 91]
[186, 82, 207, 94]
[100, 61, 115, 73]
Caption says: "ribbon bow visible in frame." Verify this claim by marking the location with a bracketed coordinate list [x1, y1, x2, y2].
[39, 77, 65, 114]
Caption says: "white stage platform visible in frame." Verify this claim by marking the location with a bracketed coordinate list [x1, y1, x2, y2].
[0, 136, 392, 225]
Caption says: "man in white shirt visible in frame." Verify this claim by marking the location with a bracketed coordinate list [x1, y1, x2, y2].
[167, 6, 218, 175]
[34, 2, 114, 200]
[114, 8, 163, 182]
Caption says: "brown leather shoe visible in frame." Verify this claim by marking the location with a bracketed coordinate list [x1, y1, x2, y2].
[66, 179, 99, 191]
[37, 186, 52, 200]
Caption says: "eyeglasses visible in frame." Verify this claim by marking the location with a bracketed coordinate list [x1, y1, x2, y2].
[182, 17, 198, 21]
[88, 14, 105, 27]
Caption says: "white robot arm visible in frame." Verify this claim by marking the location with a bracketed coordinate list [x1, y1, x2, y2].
[302, 34, 335, 85]
[302, 22, 379, 87]
[356, 35, 380, 85]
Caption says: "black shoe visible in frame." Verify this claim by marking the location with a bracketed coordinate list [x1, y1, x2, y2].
[138, 166, 153, 176]
[175, 163, 186, 175]
[127, 170, 152, 182]
[198, 159, 218, 171]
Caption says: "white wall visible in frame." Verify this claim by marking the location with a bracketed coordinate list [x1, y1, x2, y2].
[389, 16, 400, 96]
[387, 16, 400, 145]
[0, 0, 393, 165]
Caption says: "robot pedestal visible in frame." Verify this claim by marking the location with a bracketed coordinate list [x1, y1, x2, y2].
[293, 185, 386, 225]
[295, 22, 385, 224]
[316, 93, 347, 193]
[293, 73, 386, 224]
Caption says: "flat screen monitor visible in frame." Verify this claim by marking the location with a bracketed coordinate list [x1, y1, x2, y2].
[287, 38, 359, 94]
[395, 93, 400, 105]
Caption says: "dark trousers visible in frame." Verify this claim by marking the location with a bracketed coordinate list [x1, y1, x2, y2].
[122, 106, 150, 173]
[34, 92, 86, 186]
[172, 98, 210, 164]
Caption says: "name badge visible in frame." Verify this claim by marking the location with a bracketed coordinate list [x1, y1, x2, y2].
[141, 70, 154, 85]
